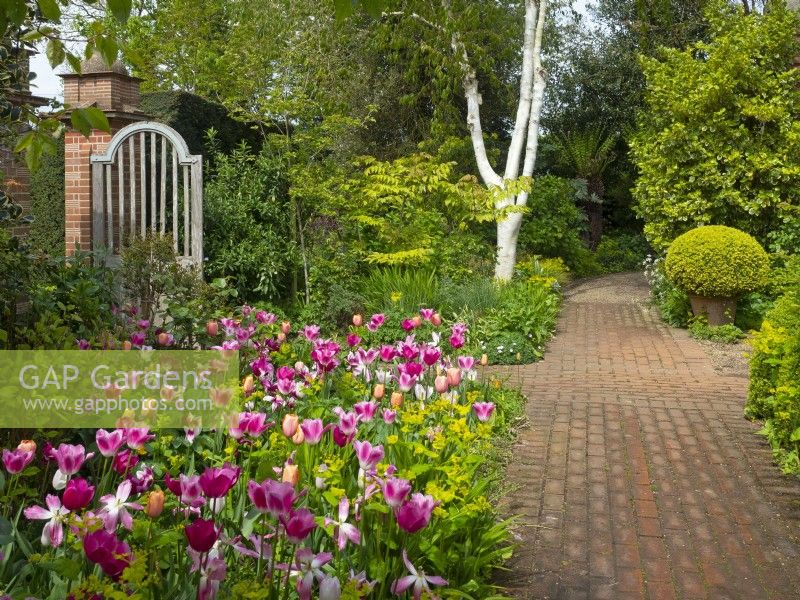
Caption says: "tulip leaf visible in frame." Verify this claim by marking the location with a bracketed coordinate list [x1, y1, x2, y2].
[0, 516, 11, 545]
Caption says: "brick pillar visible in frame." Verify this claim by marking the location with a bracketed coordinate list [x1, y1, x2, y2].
[60, 56, 145, 254]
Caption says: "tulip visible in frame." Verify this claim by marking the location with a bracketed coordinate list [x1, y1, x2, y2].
[332, 426, 350, 448]
[282, 465, 300, 486]
[398, 372, 416, 393]
[157, 332, 171, 346]
[353, 401, 379, 422]
[121, 340, 133, 351]
[17, 439, 36, 453]
[3, 448, 34, 474]
[282, 508, 317, 543]
[146, 489, 165, 517]
[84, 529, 132, 580]
[292, 428, 305, 445]
[373, 384, 385, 399]
[431, 313, 442, 326]
[411, 315, 422, 328]
[112, 448, 138, 476]
[446, 367, 461, 387]
[247, 479, 296, 518]
[480, 353, 489, 366]
[98, 480, 142, 531]
[458, 356, 475, 371]
[62, 477, 95, 511]
[472, 401, 496, 422]
[24, 494, 70, 547]
[125, 428, 154, 450]
[326, 497, 360, 550]
[353, 440, 384, 471]
[53, 443, 90, 476]
[390, 550, 448, 598]
[347, 333, 361, 347]
[390, 392, 404, 408]
[96, 429, 126, 457]
[242, 375, 255, 397]
[434, 375, 449, 394]
[352, 314, 363, 327]
[281, 321, 292, 334]
[382, 477, 412, 509]
[300, 419, 325, 445]
[282, 414, 300, 437]
[395, 493, 436, 533]
[199, 463, 240, 498]
[185, 518, 220, 553]
[206, 320, 219, 336]
[421, 346, 441, 367]
[277, 332, 287, 343]
[420, 308, 434, 320]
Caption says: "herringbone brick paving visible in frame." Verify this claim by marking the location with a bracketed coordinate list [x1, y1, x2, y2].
[493, 273, 800, 600]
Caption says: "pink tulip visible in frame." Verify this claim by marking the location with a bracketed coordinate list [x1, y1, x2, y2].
[54, 443, 91, 476]
[84, 529, 132, 580]
[382, 409, 397, 424]
[382, 477, 412, 509]
[352, 314, 363, 327]
[96, 429, 126, 457]
[401, 319, 416, 331]
[391, 550, 448, 599]
[24, 494, 70, 547]
[337, 411, 359, 436]
[434, 375, 449, 394]
[302, 325, 320, 341]
[457, 356, 475, 371]
[353, 401, 379, 422]
[112, 448, 138, 476]
[248, 479, 296, 518]
[347, 333, 361, 347]
[472, 401, 496, 422]
[421, 346, 441, 367]
[353, 440, 384, 471]
[398, 372, 416, 393]
[2, 448, 33, 474]
[124, 428, 154, 450]
[206, 320, 219, 336]
[395, 493, 436, 533]
[98, 480, 142, 531]
[300, 419, 326, 445]
[379, 345, 397, 362]
[230, 412, 271, 440]
[419, 308, 435, 321]
[325, 497, 360, 550]
[446, 367, 461, 387]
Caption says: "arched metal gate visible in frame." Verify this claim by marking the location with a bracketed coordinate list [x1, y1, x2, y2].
[90, 121, 203, 270]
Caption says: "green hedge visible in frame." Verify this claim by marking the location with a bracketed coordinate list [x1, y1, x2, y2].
[140, 91, 261, 156]
[28, 137, 65, 254]
[746, 289, 800, 476]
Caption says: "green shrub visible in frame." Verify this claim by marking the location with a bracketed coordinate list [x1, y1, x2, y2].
[478, 331, 539, 365]
[359, 267, 441, 315]
[644, 255, 692, 327]
[517, 175, 586, 260]
[746, 289, 800, 475]
[515, 256, 571, 286]
[203, 141, 298, 302]
[665, 226, 769, 298]
[688, 318, 745, 344]
[27, 137, 64, 254]
[594, 232, 649, 273]
[566, 245, 604, 279]
[439, 276, 498, 315]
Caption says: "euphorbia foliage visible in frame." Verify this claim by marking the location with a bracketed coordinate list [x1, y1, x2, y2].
[0, 307, 517, 599]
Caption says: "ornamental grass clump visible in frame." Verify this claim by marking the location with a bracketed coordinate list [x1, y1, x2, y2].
[665, 226, 769, 299]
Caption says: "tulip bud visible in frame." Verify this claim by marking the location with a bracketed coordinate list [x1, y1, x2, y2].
[352, 314, 363, 327]
[446, 367, 461, 387]
[282, 465, 300, 486]
[243, 375, 255, 397]
[157, 332, 170, 346]
[281, 321, 291, 334]
[411, 315, 422, 328]
[431, 313, 442, 326]
[146, 489, 165, 518]
[282, 414, 299, 437]
[277, 332, 286, 343]
[292, 428, 305, 445]
[390, 392, 404, 409]
[373, 384, 385, 400]
[206, 320, 219, 336]
[434, 375, 449, 394]
[17, 439, 36, 453]
[122, 340, 132, 351]
[480, 353, 489, 366]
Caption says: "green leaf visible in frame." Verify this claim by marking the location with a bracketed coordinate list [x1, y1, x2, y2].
[4, 0, 28, 26]
[362, 0, 385, 17]
[70, 109, 92, 137]
[83, 107, 110, 132]
[36, 0, 61, 21]
[45, 39, 65, 68]
[65, 53, 82, 74]
[334, 0, 353, 20]
[790, 427, 800, 442]
[107, 0, 132, 22]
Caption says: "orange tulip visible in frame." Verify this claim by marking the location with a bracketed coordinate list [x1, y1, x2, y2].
[282, 414, 299, 437]
[480, 353, 489, 366]
[390, 391, 404, 408]
[206, 320, 219, 336]
[352, 314, 363, 327]
[17, 439, 36, 453]
[373, 384, 385, 400]
[282, 465, 300, 486]
[434, 375, 449, 394]
[145, 489, 165, 518]
[292, 428, 305, 445]
[242, 375, 255, 397]
[431, 313, 442, 326]
[446, 367, 461, 387]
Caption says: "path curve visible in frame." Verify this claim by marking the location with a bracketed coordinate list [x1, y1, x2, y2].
[493, 272, 800, 600]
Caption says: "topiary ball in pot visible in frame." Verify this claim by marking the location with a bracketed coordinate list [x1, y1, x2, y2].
[665, 225, 769, 325]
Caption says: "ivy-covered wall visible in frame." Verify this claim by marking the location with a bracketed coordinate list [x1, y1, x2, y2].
[28, 137, 65, 254]
[140, 91, 261, 156]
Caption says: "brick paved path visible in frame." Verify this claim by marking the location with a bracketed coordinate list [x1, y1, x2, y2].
[493, 273, 800, 600]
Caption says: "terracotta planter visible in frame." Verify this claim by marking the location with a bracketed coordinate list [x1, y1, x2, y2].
[688, 294, 737, 326]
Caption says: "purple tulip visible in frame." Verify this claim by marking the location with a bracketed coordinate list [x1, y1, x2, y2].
[379, 345, 397, 362]
[382, 409, 397, 424]
[401, 319, 416, 331]
[302, 325, 320, 341]
[24, 494, 69, 547]
[395, 493, 436, 533]
[282, 508, 317, 543]
[347, 333, 361, 347]
[96, 429, 126, 457]
[112, 449, 139, 476]
[124, 428, 154, 450]
[353, 401, 379, 422]
[419, 308, 435, 320]
[2, 448, 33, 474]
[185, 518, 220, 553]
[62, 477, 95, 511]
[199, 463, 241, 498]
[53, 443, 91, 476]
[420, 346, 441, 366]
[84, 529, 132, 580]
[457, 355, 475, 371]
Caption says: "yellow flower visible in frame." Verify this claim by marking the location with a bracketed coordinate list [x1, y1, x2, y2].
[390, 291, 402, 303]
[387, 434, 399, 445]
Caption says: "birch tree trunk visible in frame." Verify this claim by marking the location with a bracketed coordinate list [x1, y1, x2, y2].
[455, 0, 548, 280]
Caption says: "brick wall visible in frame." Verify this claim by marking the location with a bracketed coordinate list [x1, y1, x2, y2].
[0, 143, 33, 239]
